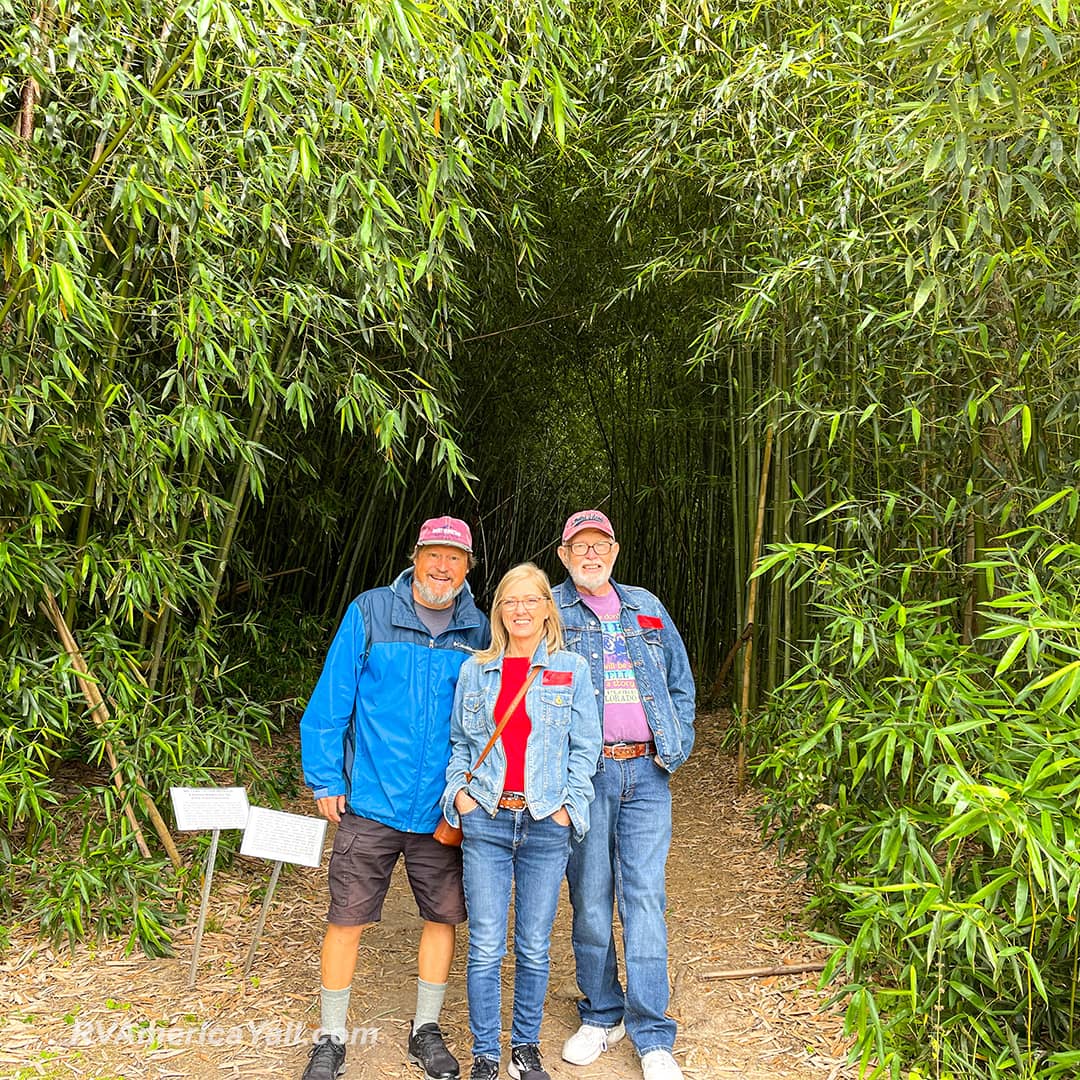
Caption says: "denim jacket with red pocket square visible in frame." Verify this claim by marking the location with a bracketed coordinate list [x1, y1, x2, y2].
[552, 578, 696, 774]
[441, 641, 601, 840]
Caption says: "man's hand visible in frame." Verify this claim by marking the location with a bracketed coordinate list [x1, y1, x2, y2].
[316, 794, 346, 823]
[552, 806, 572, 827]
[454, 789, 479, 816]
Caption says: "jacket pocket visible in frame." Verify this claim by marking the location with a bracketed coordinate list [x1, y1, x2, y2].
[539, 687, 572, 727]
[461, 691, 488, 734]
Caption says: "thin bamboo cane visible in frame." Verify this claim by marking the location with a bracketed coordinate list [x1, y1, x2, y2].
[41, 589, 183, 870]
[737, 413, 775, 792]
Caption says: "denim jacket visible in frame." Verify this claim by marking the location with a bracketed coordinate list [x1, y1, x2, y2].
[441, 640, 602, 840]
[552, 578, 696, 774]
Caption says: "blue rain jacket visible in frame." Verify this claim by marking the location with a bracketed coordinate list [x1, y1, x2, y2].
[300, 569, 490, 833]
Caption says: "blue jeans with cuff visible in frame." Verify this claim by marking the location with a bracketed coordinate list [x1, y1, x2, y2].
[461, 806, 571, 1061]
[566, 755, 675, 1055]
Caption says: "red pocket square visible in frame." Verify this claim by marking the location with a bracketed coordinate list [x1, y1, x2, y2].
[542, 670, 573, 685]
[637, 615, 664, 629]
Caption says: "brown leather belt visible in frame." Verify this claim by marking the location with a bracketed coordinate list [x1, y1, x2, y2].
[603, 741, 655, 760]
[498, 792, 528, 810]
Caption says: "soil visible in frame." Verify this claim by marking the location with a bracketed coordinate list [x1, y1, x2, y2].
[0, 712, 856, 1079]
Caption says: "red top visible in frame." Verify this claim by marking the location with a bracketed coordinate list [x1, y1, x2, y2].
[497, 657, 532, 794]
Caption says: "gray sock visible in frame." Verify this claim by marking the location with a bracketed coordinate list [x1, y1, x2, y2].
[414, 977, 447, 1030]
[321, 985, 351, 1043]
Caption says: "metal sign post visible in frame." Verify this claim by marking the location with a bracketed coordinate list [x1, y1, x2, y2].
[170, 787, 251, 989]
[187, 828, 220, 988]
[242, 859, 283, 977]
[239, 807, 327, 977]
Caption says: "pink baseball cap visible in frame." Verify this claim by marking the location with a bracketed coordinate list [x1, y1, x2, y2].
[561, 509, 615, 544]
[415, 515, 473, 553]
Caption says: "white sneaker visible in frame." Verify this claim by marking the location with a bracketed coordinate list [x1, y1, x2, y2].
[561, 1020, 626, 1065]
[641, 1049, 683, 1080]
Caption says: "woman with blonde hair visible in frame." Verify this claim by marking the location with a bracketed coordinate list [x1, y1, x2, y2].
[442, 562, 601, 1080]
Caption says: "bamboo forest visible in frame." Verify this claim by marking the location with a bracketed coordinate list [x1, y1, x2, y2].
[3, 0, 1080, 1076]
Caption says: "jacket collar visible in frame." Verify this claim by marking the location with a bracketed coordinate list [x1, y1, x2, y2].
[556, 578, 639, 611]
[390, 568, 484, 633]
[480, 638, 552, 674]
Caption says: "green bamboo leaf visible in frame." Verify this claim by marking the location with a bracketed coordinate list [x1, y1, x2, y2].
[549, 71, 567, 147]
[995, 630, 1029, 677]
[1015, 26, 1031, 60]
[827, 412, 841, 448]
[806, 500, 853, 525]
[264, 0, 312, 27]
[923, 136, 945, 179]
[913, 276, 936, 315]
[1029, 488, 1072, 516]
[53, 264, 77, 312]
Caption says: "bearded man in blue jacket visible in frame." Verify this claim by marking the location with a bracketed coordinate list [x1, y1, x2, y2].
[299, 516, 490, 1080]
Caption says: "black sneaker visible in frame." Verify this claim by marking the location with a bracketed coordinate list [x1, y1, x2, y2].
[507, 1044, 549, 1080]
[408, 1021, 460, 1080]
[470, 1057, 500, 1080]
[302, 1034, 346, 1080]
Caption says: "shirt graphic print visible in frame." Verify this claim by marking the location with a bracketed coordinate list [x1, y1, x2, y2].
[580, 590, 652, 744]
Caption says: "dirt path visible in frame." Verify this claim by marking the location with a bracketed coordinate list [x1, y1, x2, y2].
[1, 714, 855, 1079]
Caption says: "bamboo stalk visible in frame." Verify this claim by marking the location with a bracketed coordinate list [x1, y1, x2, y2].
[701, 961, 827, 981]
[41, 589, 183, 870]
[66, 37, 196, 211]
[737, 412, 775, 792]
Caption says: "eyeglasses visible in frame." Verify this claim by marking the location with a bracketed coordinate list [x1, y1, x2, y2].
[500, 596, 545, 612]
[567, 540, 614, 556]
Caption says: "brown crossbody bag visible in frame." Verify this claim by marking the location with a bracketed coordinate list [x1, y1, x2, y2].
[433, 665, 540, 847]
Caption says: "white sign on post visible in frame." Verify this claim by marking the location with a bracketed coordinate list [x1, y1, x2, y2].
[240, 807, 328, 868]
[170, 786, 251, 831]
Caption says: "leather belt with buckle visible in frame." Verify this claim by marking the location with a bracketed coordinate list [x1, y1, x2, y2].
[498, 792, 528, 810]
[602, 741, 655, 760]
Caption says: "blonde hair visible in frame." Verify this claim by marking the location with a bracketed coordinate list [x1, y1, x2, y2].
[475, 562, 563, 664]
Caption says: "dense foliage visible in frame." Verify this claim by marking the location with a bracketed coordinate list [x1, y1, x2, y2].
[0, 0, 580, 950]
[4, 0, 1080, 1074]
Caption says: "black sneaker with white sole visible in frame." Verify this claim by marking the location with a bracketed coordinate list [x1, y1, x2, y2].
[407, 1021, 460, 1080]
[301, 1034, 346, 1080]
[507, 1043, 549, 1080]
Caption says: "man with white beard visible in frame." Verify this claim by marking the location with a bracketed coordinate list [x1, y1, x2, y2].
[300, 517, 490, 1080]
[552, 510, 696, 1080]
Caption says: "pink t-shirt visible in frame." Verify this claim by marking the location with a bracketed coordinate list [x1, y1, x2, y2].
[580, 590, 653, 744]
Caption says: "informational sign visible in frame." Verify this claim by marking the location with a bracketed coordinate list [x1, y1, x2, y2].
[240, 807, 327, 868]
[170, 786, 250, 831]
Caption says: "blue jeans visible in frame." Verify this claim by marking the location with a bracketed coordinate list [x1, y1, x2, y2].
[461, 807, 572, 1060]
[566, 755, 675, 1055]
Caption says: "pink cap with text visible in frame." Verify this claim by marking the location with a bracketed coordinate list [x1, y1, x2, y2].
[561, 510, 615, 544]
[415, 516, 473, 552]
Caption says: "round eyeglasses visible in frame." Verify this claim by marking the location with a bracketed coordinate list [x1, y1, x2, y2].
[567, 540, 614, 556]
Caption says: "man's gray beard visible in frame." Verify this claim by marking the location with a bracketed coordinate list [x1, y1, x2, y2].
[415, 580, 465, 608]
[571, 568, 611, 593]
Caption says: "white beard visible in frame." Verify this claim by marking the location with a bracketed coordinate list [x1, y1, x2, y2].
[415, 580, 464, 608]
[570, 567, 611, 593]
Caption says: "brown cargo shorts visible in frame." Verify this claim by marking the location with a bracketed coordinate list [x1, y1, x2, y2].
[327, 813, 466, 926]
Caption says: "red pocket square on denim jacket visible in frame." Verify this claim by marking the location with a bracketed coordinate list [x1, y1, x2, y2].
[542, 670, 573, 685]
[637, 614, 664, 629]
